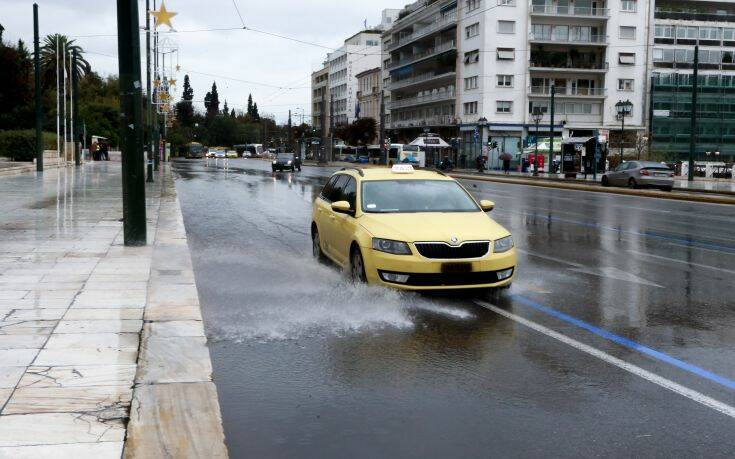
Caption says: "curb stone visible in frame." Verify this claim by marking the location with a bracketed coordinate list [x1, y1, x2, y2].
[123, 167, 228, 458]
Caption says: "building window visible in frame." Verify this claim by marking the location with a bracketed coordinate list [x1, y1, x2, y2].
[654, 25, 674, 38]
[621, 0, 636, 12]
[466, 23, 480, 39]
[464, 76, 479, 90]
[619, 26, 636, 39]
[618, 52, 635, 65]
[618, 79, 634, 91]
[497, 74, 513, 87]
[466, 0, 480, 11]
[464, 49, 480, 64]
[496, 48, 515, 60]
[496, 101, 513, 113]
[464, 101, 478, 115]
[497, 0, 516, 5]
[498, 21, 515, 34]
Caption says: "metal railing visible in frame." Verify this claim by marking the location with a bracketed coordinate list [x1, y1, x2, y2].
[528, 60, 609, 71]
[528, 86, 606, 96]
[391, 115, 456, 128]
[529, 3, 609, 17]
[529, 32, 608, 44]
[389, 11, 457, 51]
[389, 71, 456, 90]
[388, 40, 456, 70]
[390, 90, 456, 109]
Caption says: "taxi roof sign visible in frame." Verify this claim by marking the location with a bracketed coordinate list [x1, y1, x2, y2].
[391, 164, 414, 174]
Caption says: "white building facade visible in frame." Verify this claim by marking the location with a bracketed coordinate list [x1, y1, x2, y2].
[384, 0, 652, 165]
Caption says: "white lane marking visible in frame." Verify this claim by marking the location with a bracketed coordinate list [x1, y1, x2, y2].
[474, 300, 735, 420]
[667, 242, 735, 256]
[628, 250, 735, 275]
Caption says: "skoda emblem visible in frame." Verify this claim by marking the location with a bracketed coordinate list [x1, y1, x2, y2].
[450, 236, 459, 245]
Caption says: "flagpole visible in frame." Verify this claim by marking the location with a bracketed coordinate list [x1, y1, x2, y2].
[62, 41, 67, 163]
[56, 37, 60, 159]
[70, 48, 75, 166]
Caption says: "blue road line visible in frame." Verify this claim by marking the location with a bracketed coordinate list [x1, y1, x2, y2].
[495, 209, 735, 254]
[511, 294, 735, 392]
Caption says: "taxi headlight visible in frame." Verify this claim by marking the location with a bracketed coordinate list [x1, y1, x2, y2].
[372, 238, 412, 255]
[287, 160, 292, 165]
[272, 160, 277, 164]
[493, 236, 514, 253]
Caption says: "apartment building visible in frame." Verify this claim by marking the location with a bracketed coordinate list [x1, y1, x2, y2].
[356, 67, 383, 142]
[649, 0, 735, 159]
[384, 0, 651, 163]
[384, 0, 459, 142]
[325, 10, 400, 128]
[311, 65, 329, 134]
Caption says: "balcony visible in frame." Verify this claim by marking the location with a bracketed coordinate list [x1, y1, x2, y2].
[391, 115, 456, 129]
[529, 32, 607, 46]
[529, 60, 608, 73]
[388, 11, 457, 51]
[529, 3, 609, 18]
[390, 90, 456, 110]
[388, 40, 456, 70]
[389, 71, 456, 91]
[654, 9, 735, 23]
[528, 86, 607, 98]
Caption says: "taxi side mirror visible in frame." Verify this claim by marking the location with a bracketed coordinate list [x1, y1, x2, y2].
[331, 201, 352, 214]
[479, 200, 495, 212]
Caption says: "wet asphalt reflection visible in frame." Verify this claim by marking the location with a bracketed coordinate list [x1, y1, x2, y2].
[173, 158, 735, 458]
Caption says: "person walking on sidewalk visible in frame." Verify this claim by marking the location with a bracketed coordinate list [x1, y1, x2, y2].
[476, 155, 485, 174]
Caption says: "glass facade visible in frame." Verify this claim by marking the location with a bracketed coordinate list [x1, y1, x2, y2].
[651, 73, 735, 160]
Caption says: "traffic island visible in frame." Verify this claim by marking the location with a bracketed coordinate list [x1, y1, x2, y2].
[449, 172, 735, 205]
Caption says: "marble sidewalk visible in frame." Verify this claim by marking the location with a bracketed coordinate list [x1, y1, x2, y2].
[0, 163, 227, 458]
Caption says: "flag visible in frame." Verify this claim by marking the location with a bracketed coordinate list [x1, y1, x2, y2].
[355, 102, 361, 118]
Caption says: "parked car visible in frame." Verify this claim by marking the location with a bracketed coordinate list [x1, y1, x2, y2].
[356, 156, 369, 164]
[602, 161, 675, 191]
[225, 150, 238, 158]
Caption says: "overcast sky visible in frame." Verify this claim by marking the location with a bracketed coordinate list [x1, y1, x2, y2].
[3, 0, 408, 123]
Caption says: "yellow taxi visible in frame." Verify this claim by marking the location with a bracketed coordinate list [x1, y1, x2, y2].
[311, 165, 516, 290]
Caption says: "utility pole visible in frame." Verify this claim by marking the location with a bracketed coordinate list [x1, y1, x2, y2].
[319, 97, 327, 165]
[116, 0, 147, 246]
[288, 109, 292, 152]
[146, 0, 153, 183]
[56, 38, 60, 160]
[329, 95, 334, 162]
[549, 85, 555, 175]
[648, 76, 654, 161]
[72, 50, 80, 166]
[33, 4, 43, 172]
[62, 41, 67, 162]
[152, 0, 160, 171]
[379, 89, 386, 165]
[688, 45, 698, 182]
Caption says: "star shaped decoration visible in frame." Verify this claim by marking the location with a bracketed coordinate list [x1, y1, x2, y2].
[168, 78, 177, 87]
[154, 79, 161, 88]
[175, 64, 181, 72]
[151, 2, 177, 30]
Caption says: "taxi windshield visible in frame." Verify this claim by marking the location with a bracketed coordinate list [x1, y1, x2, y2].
[361, 180, 480, 213]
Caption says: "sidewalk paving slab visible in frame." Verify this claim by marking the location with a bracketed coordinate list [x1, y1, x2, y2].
[0, 163, 227, 458]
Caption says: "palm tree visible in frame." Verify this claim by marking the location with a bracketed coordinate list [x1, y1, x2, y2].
[39, 34, 90, 88]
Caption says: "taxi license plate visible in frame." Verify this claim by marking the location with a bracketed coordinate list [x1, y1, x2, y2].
[441, 263, 472, 273]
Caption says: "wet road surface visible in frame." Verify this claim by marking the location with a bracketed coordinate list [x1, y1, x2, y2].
[172, 158, 735, 458]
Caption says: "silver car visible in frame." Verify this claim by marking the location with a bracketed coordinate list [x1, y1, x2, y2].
[602, 161, 674, 191]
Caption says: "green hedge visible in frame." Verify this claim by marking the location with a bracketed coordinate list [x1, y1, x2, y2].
[0, 130, 57, 162]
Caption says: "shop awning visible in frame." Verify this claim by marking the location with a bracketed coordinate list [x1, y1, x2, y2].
[562, 137, 594, 144]
[409, 134, 451, 148]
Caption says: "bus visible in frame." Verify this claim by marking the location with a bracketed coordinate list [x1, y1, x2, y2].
[184, 142, 205, 159]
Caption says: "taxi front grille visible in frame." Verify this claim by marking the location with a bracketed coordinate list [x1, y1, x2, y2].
[414, 241, 490, 259]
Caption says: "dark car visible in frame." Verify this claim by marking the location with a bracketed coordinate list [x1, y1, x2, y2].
[272, 153, 301, 172]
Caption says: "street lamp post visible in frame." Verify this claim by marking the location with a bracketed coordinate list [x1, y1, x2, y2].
[531, 107, 543, 177]
[615, 100, 633, 164]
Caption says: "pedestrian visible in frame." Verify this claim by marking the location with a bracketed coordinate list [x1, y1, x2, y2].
[91, 141, 99, 161]
[101, 141, 109, 161]
[503, 157, 511, 175]
[475, 155, 485, 173]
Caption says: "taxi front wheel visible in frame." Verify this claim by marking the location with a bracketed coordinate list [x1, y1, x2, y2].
[312, 229, 325, 261]
[350, 247, 367, 283]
